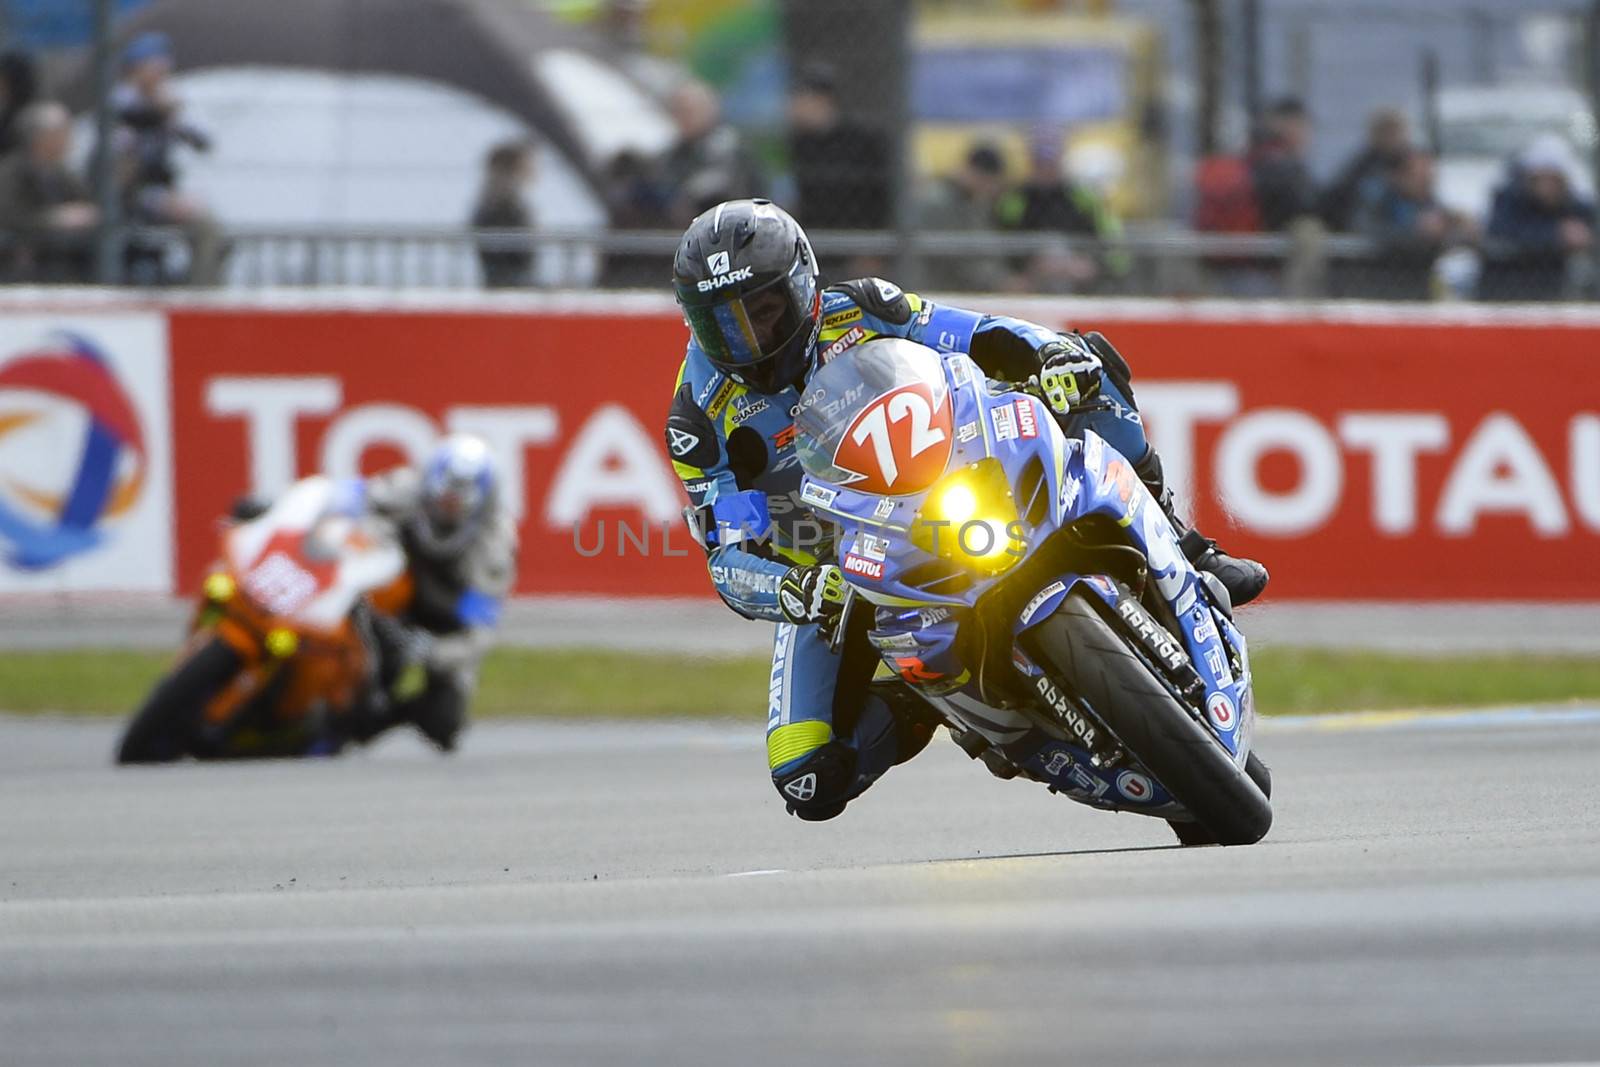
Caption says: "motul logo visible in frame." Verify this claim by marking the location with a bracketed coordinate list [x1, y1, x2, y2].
[843, 552, 883, 580]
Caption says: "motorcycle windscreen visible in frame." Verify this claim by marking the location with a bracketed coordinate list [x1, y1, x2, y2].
[794, 338, 955, 497]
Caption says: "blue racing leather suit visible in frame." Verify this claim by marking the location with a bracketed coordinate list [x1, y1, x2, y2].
[665, 278, 1150, 819]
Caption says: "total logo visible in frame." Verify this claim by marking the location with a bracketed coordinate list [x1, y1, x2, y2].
[0, 333, 147, 570]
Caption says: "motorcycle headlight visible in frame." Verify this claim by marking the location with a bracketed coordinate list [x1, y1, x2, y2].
[203, 572, 236, 603]
[910, 458, 1026, 574]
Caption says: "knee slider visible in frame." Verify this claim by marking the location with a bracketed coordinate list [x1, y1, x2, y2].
[772, 739, 856, 821]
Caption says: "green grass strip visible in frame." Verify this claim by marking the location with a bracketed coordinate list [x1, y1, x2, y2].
[3, 647, 1599, 718]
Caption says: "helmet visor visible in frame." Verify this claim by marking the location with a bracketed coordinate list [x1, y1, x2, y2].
[684, 275, 811, 372]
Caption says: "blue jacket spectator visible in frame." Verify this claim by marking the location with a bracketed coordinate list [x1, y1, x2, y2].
[1353, 149, 1472, 301]
[1479, 135, 1596, 302]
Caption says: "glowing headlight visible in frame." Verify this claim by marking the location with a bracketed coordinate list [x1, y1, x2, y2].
[912, 458, 1027, 574]
[934, 484, 978, 524]
[203, 572, 236, 603]
[265, 627, 300, 658]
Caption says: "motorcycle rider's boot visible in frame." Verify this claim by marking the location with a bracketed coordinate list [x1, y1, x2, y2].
[1135, 449, 1269, 608]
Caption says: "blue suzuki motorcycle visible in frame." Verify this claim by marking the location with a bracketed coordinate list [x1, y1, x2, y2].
[792, 338, 1272, 846]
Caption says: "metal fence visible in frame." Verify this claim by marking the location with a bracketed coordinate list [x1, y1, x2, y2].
[53, 222, 1591, 303]
[3, 0, 1599, 304]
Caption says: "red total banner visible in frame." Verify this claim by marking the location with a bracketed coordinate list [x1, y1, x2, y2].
[165, 300, 1600, 602]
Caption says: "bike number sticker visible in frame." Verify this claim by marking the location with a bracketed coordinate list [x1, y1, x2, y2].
[241, 530, 337, 617]
[831, 383, 953, 495]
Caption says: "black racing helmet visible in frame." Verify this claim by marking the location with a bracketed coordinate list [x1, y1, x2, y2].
[673, 199, 820, 395]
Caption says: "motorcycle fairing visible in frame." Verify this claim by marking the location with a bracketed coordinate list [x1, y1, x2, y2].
[806, 349, 1253, 813]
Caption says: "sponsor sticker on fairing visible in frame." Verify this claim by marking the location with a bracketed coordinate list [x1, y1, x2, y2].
[843, 552, 883, 581]
[1066, 764, 1111, 799]
[956, 420, 980, 444]
[1207, 691, 1236, 731]
[870, 630, 920, 652]
[992, 404, 1018, 442]
[852, 532, 887, 562]
[1082, 432, 1104, 473]
[1058, 475, 1080, 514]
[800, 481, 838, 509]
[873, 497, 895, 520]
[1115, 770, 1154, 803]
[1019, 580, 1066, 626]
[1014, 398, 1038, 439]
[949, 357, 973, 388]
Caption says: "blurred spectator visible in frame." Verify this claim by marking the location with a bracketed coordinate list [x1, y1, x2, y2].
[470, 140, 535, 289]
[1193, 98, 1317, 297]
[1479, 135, 1596, 302]
[914, 141, 1010, 293]
[1321, 107, 1412, 232]
[599, 0, 687, 103]
[111, 31, 222, 285]
[659, 79, 764, 226]
[995, 131, 1127, 294]
[0, 101, 98, 283]
[786, 62, 890, 231]
[1353, 149, 1472, 300]
[1250, 97, 1318, 232]
[0, 50, 39, 157]
[598, 148, 671, 289]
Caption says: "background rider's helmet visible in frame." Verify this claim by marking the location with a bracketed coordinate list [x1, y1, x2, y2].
[412, 433, 498, 559]
[672, 199, 820, 395]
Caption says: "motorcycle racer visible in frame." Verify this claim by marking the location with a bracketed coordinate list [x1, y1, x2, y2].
[666, 198, 1266, 820]
[348, 434, 518, 750]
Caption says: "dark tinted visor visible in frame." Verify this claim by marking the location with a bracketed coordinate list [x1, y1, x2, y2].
[684, 274, 808, 372]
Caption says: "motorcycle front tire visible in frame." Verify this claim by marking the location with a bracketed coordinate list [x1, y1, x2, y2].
[1024, 593, 1272, 846]
[116, 638, 242, 765]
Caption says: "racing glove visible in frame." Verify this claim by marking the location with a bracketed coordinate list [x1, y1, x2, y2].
[1033, 335, 1103, 417]
[779, 563, 847, 634]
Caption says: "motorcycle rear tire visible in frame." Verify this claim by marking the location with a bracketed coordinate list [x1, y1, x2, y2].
[116, 638, 242, 764]
[1025, 593, 1272, 846]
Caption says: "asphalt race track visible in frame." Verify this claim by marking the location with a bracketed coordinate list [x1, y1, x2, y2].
[3, 710, 1599, 1067]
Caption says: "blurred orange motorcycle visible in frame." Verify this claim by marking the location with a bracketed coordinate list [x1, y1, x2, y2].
[117, 476, 410, 763]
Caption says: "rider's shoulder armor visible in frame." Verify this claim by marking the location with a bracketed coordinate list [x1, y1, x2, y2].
[825, 277, 915, 326]
[666, 375, 723, 472]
